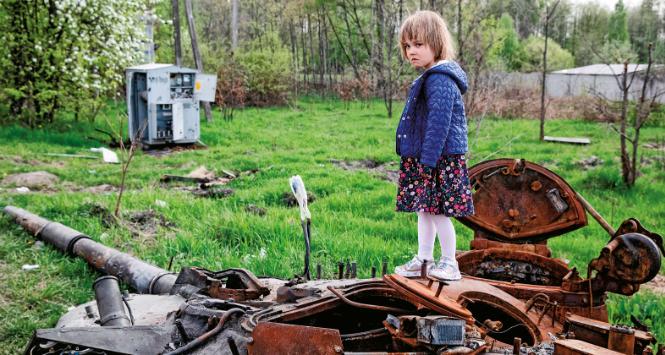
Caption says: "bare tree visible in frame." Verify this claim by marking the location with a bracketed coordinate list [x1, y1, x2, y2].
[539, 0, 560, 141]
[184, 0, 213, 122]
[593, 44, 664, 187]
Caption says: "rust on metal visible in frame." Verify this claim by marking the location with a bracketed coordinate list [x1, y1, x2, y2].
[460, 158, 588, 242]
[5, 157, 664, 354]
[554, 339, 625, 355]
[248, 322, 343, 355]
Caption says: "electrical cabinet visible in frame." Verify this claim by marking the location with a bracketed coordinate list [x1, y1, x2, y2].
[126, 64, 217, 146]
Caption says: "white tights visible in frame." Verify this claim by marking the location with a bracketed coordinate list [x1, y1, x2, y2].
[417, 212, 456, 261]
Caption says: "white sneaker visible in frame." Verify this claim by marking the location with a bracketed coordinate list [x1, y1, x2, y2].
[394, 256, 433, 277]
[430, 257, 462, 281]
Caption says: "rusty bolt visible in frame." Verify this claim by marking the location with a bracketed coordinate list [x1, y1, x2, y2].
[531, 180, 542, 191]
[334, 345, 343, 353]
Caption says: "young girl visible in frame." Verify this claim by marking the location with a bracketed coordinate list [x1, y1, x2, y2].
[394, 10, 474, 281]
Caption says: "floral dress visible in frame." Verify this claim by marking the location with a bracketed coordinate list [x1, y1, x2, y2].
[396, 155, 474, 217]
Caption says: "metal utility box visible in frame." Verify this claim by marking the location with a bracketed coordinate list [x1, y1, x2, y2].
[126, 64, 217, 146]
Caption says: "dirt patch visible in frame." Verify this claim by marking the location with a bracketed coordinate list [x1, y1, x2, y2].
[576, 156, 603, 170]
[142, 143, 207, 158]
[82, 184, 117, 194]
[282, 191, 317, 207]
[245, 204, 267, 216]
[642, 274, 665, 295]
[160, 166, 256, 199]
[643, 142, 665, 151]
[125, 210, 176, 236]
[1, 171, 59, 189]
[331, 159, 399, 184]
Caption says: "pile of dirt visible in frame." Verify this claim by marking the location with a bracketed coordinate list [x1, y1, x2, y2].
[1, 171, 59, 189]
[330, 159, 399, 184]
[125, 210, 176, 236]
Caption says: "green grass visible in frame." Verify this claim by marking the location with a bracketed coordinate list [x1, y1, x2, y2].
[0, 97, 664, 352]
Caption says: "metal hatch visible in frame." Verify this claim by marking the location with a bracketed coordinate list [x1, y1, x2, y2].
[459, 158, 587, 243]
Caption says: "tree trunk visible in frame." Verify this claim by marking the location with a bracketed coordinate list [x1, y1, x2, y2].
[184, 0, 212, 122]
[619, 61, 630, 185]
[231, 0, 239, 51]
[172, 0, 182, 66]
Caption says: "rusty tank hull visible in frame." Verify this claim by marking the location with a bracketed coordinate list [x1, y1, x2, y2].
[3, 158, 664, 355]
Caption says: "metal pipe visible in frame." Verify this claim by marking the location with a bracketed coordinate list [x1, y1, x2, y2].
[93, 276, 131, 327]
[326, 286, 408, 314]
[164, 308, 245, 355]
[3, 206, 177, 294]
[575, 192, 616, 236]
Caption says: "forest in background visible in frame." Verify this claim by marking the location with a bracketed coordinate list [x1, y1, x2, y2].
[1, 0, 665, 125]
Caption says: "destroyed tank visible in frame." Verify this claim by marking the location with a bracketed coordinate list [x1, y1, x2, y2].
[4, 158, 664, 355]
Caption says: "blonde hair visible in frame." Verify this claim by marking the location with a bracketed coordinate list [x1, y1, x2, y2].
[399, 11, 456, 62]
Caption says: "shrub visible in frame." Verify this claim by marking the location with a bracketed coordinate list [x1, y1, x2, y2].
[237, 32, 292, 106]
[216, 57, 247, 120]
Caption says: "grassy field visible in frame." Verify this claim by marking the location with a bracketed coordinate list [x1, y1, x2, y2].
[0, 97, 664, 352]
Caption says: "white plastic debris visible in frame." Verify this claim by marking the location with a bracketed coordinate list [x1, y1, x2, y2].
[90, 147, 120, 164]
[16, 186, 30, 193]
[22, 264, 40, 271]
[258, 248, 267, 260]
[155, 199, 167, 207]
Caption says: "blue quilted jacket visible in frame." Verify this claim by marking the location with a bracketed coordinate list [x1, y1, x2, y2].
[396, 61, 469, 167]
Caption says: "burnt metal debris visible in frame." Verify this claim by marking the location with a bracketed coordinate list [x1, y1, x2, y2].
[3, 158, 664, 355]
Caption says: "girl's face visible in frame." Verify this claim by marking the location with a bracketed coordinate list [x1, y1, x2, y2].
[403, 38, 435, 70]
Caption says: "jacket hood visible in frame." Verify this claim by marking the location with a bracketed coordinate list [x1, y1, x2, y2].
[425, 61, 468, 95]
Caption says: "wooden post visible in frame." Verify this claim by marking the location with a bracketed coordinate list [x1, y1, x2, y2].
[184, 0, 213, 123]
[172, 0, 182, 66]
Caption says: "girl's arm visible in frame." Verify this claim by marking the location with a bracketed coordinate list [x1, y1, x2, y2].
[421, 73, 455, 167]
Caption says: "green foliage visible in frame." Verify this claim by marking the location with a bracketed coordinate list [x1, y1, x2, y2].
[487, 13, 525, 71]
[572, 5, 610, 66]
[237, 32, 293, 106]
[593, 40, 638, 63]
[521, 35, 574, 72]
[628, 0, 661, 62]
[0, 0, 146, 127]
[608, 0, 629, 43]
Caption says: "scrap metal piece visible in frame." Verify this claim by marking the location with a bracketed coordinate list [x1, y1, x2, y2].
[3, 206, 177, 295]
[171, 267, 270, 301]
[248, 322, 343, 355]
[563, 314, 655, 355]
[414, 316, 466, 346]
[460, 159, 587, 243]
[93, 276, 131, 327]
[554, 339, 625, 355]
[588, 231, 662, 296]
[23, 325, 175, 355]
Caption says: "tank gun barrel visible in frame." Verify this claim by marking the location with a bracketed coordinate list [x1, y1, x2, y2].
[3, 206, 176, 294]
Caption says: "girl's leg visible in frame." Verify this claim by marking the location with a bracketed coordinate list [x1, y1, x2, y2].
[431, 214, 456, 261]
[417, 212, 436, 261]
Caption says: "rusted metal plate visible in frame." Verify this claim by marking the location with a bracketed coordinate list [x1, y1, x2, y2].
[563, 314, 655, 355]
[248, 322, 343, 355]
[382, 275, 473, 323]
[468, 237, 552, 257]
[459, 159, 587, 243]
[554, 339, 625, 355]
[457, 249, 570, 286]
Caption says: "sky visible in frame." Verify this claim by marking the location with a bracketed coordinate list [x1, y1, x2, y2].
[567, 0, 651, 10]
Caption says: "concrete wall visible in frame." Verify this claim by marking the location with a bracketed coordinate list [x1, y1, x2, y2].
[493, 71, 665, 103]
